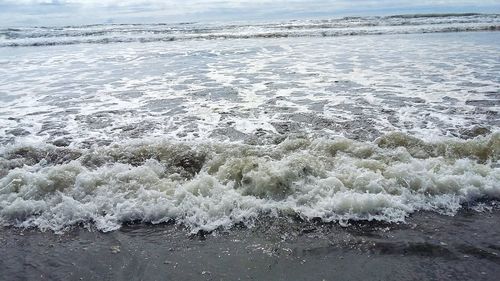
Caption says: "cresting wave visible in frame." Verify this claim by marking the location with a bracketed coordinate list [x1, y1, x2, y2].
[0, 132, 498, 233]
[1, 13, 499, 47]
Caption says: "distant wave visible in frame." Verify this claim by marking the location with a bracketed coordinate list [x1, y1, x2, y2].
[1, 13, 499, 47]
[386, 13, 483, 18]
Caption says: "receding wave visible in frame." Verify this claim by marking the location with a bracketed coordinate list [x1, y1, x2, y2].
[1, 13, 498, 47]
[0, 132, 498, 233]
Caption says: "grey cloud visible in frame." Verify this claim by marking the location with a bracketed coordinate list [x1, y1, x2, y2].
[0, 0, 498, 26]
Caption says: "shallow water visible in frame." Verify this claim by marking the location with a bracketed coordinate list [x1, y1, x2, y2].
[0, 15, 499, 234]
[0, 133, 499, 233]
[1, 32, 499, 146]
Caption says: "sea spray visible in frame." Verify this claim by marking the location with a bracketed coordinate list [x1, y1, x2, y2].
[1, 133, 498, 233]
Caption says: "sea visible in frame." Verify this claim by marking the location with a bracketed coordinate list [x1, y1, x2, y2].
[0, 13, 499, 280]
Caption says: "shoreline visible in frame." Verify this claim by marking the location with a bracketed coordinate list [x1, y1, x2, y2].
[2, 208, 499, 281]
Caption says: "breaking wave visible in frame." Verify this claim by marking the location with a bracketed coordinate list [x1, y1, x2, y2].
[1, 13, 499, 47]
[1, 132, 498, 233]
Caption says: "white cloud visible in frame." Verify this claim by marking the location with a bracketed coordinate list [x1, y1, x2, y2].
[2, 0, 499, 6]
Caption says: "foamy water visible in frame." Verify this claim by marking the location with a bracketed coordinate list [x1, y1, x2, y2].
[0, 14, 499, 233]
[1, 13, 498, 47]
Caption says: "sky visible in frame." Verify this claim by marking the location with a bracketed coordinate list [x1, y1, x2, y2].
[0, 0, 499, 26]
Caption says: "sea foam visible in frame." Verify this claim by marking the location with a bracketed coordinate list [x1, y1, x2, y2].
[1, 133, 498, 233]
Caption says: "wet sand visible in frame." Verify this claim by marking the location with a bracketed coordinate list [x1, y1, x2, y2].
[1, 207, 499, 281]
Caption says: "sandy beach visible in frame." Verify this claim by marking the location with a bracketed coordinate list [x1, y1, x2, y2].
[2, 206, 499, 281]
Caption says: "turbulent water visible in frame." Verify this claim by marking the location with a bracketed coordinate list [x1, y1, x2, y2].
[1, 13, 499, 47]
[0, 13, 499, 233]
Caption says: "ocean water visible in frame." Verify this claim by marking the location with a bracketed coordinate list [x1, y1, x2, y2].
[0, 14, 499, 234]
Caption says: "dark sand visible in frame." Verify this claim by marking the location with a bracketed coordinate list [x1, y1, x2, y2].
[1, 207, 499, 281]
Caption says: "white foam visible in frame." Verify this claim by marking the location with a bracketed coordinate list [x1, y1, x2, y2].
[0, 134, 498, 233]
[1, 32, 499, 144]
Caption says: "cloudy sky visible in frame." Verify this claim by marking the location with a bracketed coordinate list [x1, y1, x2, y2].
[0, 0, 499, 26]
